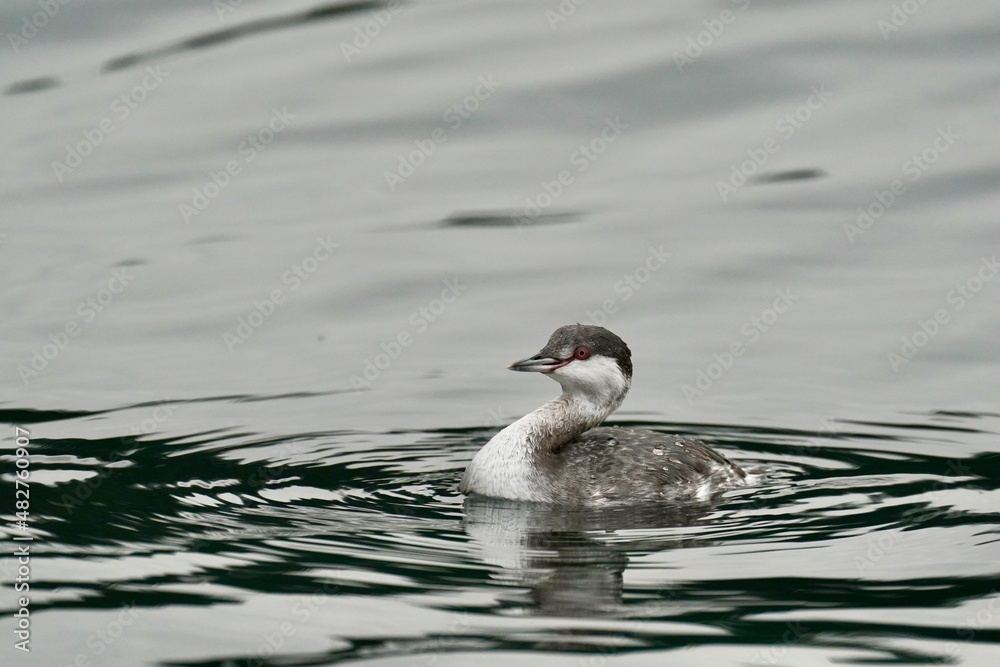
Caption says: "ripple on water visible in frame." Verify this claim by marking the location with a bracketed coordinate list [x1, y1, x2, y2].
[5, 405, 998, 664]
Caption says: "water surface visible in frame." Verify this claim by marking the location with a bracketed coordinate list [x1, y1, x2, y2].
[1, 0, 999, 665]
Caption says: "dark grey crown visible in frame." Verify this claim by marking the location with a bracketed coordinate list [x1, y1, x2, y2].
[540, 324, 633, 380]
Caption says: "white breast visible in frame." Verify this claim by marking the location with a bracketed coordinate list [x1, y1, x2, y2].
[460, 416, 550, 502]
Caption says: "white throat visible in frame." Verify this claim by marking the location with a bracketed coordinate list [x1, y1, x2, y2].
[460, 355, 630, 502]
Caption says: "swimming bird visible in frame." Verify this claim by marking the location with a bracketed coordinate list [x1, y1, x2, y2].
[460, 324, 747, 504]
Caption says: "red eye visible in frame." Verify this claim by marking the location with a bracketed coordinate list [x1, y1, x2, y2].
[574, 346, 591, 360]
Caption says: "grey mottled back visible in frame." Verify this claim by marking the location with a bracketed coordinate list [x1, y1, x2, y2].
[536, 427, 746, 504]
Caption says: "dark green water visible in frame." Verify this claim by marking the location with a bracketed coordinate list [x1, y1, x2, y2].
[2, 1, 999, 665]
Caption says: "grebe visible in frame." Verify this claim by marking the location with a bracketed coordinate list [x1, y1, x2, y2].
[460, 324, 747, 504]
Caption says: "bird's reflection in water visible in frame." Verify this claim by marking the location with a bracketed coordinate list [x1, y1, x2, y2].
[463, 495, 720, 617]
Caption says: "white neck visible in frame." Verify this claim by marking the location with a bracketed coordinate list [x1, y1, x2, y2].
[460, 378, 628, 502]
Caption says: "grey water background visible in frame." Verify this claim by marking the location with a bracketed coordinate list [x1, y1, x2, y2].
[2, 0, 1000, 664]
